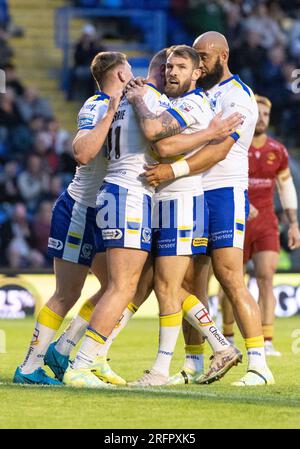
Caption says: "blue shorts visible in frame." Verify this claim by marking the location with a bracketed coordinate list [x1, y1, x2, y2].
[47, 190, 105, 267]
[152, 192, 209, 256]
[205, 187, 249, 252]
[96, 182, 152, 252]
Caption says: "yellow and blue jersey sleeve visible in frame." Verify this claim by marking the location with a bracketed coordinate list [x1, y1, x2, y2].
[77, 93, 109, 131]
[167, 96, 205, 129]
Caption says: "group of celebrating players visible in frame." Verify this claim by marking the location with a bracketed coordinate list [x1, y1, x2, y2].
[13, 30, 300, 388]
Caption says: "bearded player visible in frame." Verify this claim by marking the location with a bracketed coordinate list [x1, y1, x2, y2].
[222, 95, 300, 356]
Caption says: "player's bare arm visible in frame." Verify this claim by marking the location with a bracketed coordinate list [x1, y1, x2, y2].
[152, 111, 243, 157]
[144, 135, 236, 187]
[276, 168, 300, 250]
[72, 91, 123, 165]
[125, 84, 182, 141]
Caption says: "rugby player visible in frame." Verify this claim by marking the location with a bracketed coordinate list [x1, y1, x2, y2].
[222, 95, 300, 356]
[125, 45, 243, 387]
[41, 49, 240, 387]
[63, 46, 243, 388]
[143, 32, 275, 386]
[13, 52, 132, 386]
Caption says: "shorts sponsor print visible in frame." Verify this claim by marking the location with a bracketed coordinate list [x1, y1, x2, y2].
[47, 190, 104, 267]
[152, 193, 209, 256]
[205, 187, 249, 252]
[96, 182, 152, 252]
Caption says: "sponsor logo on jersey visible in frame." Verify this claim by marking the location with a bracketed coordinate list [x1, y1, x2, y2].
[83, 103, 97, 111]
[102, 229, 123, 240]
[159, 100, 170, 108]
[255, 151, 261, 159]
[78, 113, 94, 128]
[192, 237, 208, 247]
[81, 243, 93, 259]
[142, 228, 151, 243]
[178, 101, 193, 112]
[48, 238, 63, 250]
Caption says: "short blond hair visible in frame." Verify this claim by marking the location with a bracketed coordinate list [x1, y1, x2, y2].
[91, 51, 127, 86]
[255, 94, 272, 109]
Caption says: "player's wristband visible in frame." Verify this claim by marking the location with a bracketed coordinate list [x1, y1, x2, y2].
[170, 159, 190, 179]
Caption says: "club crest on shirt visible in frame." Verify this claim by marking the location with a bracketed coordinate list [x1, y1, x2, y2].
[267, 151, 276, 164]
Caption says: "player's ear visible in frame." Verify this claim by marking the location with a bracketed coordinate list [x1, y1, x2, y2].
[118, 70, 126, 83]
[160, 63, 166, 77]
[192, 68, 202, 82]
[221, 50, 229, 63]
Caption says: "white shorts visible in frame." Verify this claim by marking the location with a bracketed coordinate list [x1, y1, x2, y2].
[96, 181, 152, 252]
[152, 192, 209, 256]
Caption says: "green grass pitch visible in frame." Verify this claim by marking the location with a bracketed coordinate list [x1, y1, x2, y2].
[0, 316, 300, 429]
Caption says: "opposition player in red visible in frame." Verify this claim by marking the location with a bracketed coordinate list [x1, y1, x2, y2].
[222, 95, 300, 356]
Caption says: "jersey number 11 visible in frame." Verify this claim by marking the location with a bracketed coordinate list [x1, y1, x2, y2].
[107, 126, 121, 160]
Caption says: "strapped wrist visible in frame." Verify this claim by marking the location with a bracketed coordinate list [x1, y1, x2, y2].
[170, 159, 190, 179]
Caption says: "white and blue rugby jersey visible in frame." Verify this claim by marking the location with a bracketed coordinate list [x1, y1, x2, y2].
[203, 74, 258, 191]
[68, 92, 109, 207]
[104, 83, 170, 195]
[156, 87, 214, 196]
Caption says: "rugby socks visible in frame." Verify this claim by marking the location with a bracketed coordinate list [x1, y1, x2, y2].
[183, 344, 205, 373]
[20, 305, 63, 374]
[55, 300, 95, 356]
[152, 311, 182, 377]
[182, 295, 230, 352]
[55, 301, 139, 358]
[245, 336, 267, 369]
[97, 302, 138, 357]
[72, 326, 107, 369]
[262, 325, 273, 342]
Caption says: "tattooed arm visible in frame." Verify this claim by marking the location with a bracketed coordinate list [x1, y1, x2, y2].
[125, 85, 184, 142]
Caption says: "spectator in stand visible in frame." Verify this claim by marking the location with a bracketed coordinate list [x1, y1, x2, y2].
[260, 45, 286, 121]
[0, 87, 31, 160]
[17, 154, 49, 213]
[57, 136, 76, 185]
[32, 131, 58, 174]
[0, 213, 13, 267]
[0, 160, 22, 204]
[243, 2, 286, 50]
[0, 87, 23, 129]
[230, 30, 267, 91]
[17, 87, 53, 122]
[6, 202, 44, 268]
[31, 200, 53, 266]
[45, 118, 70, 156]
[67, 23, 106, 100]
[0, 1, 10, 30]
[4, 63, 24, 96]
[43, 175, 63, 202]
[0, 28, 13, 66]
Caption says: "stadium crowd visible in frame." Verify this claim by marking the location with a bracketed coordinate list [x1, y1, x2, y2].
[0, 2, 76, 268]
[1, 0, 300, 269]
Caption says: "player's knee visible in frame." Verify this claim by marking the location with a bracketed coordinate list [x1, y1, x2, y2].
[256, 273, 274, 292]
[109, 277, 138, 301]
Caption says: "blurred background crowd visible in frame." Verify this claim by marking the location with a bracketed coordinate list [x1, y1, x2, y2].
[1, 0, 300, 269]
